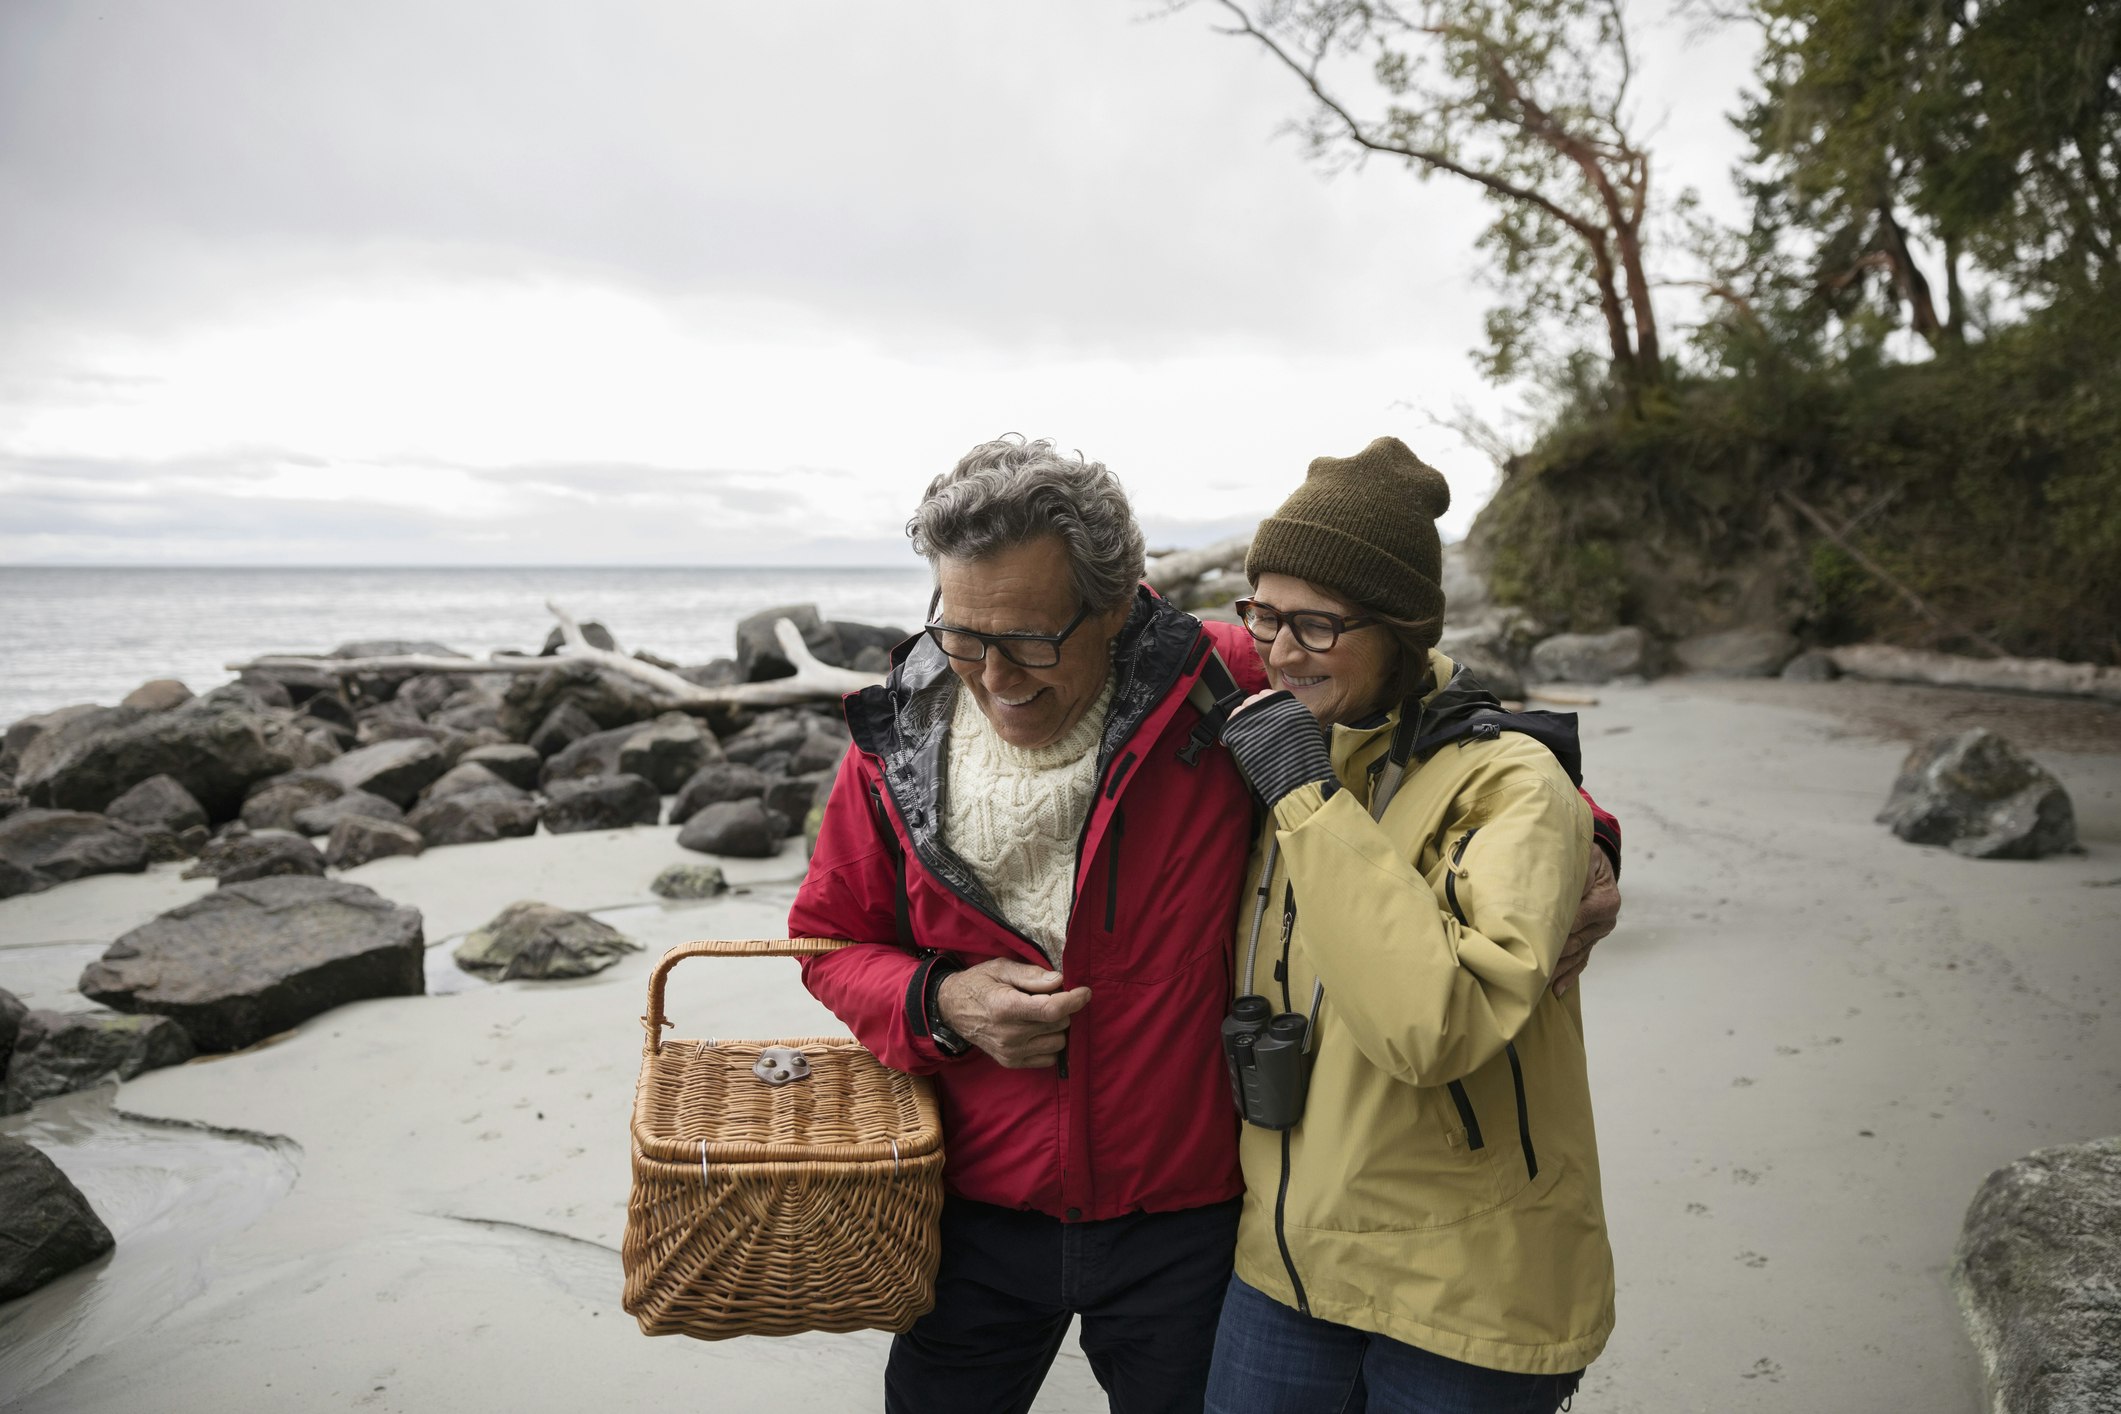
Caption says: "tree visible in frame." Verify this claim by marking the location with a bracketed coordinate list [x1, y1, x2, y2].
[1193, 0, 1669, 403]
[1737, 0, 2120, 355]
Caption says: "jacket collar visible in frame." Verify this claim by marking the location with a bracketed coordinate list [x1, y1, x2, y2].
[843, 584, 1207, 924]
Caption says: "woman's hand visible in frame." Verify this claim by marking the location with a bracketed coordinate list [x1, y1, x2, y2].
[1219, 690, 1336, 807]
[1553, 845, 1620, 996]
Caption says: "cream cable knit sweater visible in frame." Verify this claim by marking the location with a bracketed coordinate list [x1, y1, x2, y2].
[941, 675, 1115, 965]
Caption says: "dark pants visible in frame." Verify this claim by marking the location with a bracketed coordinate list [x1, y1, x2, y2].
[1204, 1276, 1582, 1414]
[884, 1196, 1242, 1414]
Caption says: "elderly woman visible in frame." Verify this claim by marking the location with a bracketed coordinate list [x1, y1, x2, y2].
[1204, 437, 1615, 1413]
[791, 435, 1620, 1414]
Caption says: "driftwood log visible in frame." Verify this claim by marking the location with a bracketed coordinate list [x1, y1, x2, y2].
[227, 604, 884, 709]
[1827, 644, 2121, 705]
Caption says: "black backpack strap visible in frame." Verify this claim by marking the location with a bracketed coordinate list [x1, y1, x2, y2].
[866, 782, 915, 951]
[1177, 644, 1249, 766]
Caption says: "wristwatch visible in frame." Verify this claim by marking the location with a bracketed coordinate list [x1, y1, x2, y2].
[915, 953, 972, 1057]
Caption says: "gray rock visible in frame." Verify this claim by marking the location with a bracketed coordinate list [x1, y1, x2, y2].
[17, 697, 316, 820]
[241, 773, 343, 831]
[316, 737, 448, 807]
[353, 716, 483, 765]
[454, 900, 640, 981]
[617, 712, 721, 792]
[827, 621, 909, 667]
[431, 698, 503, 734]
[537, 621, 618, 655]
[677, 659, 743, 689]
[290, 789, 404, 836]
[0, 1136, 115, 1299]
[1877, 729, 2079, 860]
[736, 602, 844, 681]
[301, 690, 358, 731]
[764, 771, 833, 835]
[0, 988, 26, 1072]
[1953, 1137, 2121, 1414]
[1672, 627, 1800, 678]
[497, 660, 666, 742]
[3, 1009, 194, 1112]
[1437, 628, 1525, 701]
[650, 862, 726, 899]
[1528, 627, 1654, 685]
[240, 662, 332, 706]
[324, 815, 426, 869]
[406, 786, 541, 846]
[722, 713, 812, 766]
[542, 774, 661, 834]
[78, 876, 424, 1052]
[105, 774, 209, 835]
[0, 809, 150, 898]
[668, 762, 770, 825]
[2, 704, 106, 780]
[182, 830, 327, 885]
[1780, 649, 1839, 682]
[527, 698, 602, 757]
[677, 798, 786, 858]
[1439, 541, 1493, 625]
[121, 678, 194, 712]
[539, 722, 636, 786]
[421, 761, 521, 804]
[393, 672, 471, 720]
[459, 743, 541, 790]
[787, 727, 848, 777]
[137, 823, 209, 864]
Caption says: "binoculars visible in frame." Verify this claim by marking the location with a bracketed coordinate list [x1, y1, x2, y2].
[1221, 994, 1312, 1130]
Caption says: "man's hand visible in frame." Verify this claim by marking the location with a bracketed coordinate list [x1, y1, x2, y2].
[1554, 845, 1620, 997]
[936, 958, 1091, 1068]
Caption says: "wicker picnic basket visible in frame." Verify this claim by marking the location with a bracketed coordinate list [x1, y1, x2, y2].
[621, 938, 945, 1340]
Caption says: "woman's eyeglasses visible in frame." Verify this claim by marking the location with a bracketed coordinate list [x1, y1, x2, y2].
[1235, 598, 1379, 653]
[924, 590, 1093, 669]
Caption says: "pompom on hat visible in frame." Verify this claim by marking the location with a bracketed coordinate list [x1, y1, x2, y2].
[1244, 435, 1450, 632]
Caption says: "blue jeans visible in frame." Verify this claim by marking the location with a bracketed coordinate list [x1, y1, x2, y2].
[1204, 1276, 1582, 1414]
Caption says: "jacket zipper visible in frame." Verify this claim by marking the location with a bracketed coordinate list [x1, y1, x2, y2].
[1103, 806, 1125, 931]
[1444, 827, 1537, 1180]
[1271, 870, 1308, 1313]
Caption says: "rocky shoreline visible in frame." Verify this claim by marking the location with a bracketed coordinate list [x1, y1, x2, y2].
[0, 598, 901, 1300]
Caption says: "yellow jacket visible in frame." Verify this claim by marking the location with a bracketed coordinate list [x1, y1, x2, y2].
[1231, 652, 1614, 1375]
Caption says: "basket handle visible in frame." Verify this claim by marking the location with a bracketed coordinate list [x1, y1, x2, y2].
[641, 938, 858, 1049]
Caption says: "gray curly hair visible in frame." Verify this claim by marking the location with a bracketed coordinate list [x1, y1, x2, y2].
[907, 435, 1147, 613]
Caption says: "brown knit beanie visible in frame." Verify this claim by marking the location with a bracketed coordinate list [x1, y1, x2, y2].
[1245, 435, 1450, 631]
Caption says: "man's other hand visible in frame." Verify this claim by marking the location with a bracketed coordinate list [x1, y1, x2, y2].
[1554, 845, 1620, 997]
[936, 958, 1092, 1068]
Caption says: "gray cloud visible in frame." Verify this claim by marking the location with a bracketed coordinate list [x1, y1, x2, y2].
[0, 0, 1491, 363]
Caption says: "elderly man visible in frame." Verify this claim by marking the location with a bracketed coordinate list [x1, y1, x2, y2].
[790, 436, 1620, 1414]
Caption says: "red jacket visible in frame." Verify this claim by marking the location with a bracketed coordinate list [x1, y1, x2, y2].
[791, 590, 1621, 1221]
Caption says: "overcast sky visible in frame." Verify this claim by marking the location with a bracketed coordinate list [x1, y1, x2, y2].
[0, 1, 1759, 566]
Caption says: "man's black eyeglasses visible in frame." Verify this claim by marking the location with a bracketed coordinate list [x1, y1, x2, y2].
[924, 590, 1093, 669]
[1235, 598, 1380, 653]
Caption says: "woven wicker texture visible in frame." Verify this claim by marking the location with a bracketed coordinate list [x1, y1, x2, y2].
[622, 939, 944, 1340]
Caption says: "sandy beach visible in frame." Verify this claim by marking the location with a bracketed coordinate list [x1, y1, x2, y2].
[4, 675, 2118, 1413]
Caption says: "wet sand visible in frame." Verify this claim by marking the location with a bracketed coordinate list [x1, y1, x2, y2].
[3, 678, 2118, 1412]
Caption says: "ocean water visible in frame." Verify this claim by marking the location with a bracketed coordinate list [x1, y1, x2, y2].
[0, 566, 935, 727]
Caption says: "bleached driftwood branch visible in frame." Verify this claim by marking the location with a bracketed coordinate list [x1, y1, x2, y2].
[227, 604, 884, 707]
[1826, 645, 2121, 705]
